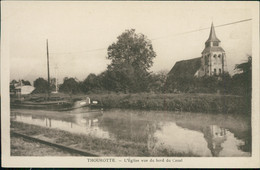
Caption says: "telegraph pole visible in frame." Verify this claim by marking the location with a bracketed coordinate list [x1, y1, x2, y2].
[46, 39, 50, 100]
[54, 64, 58, 93]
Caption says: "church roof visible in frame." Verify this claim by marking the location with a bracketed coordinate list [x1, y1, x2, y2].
[202, 46, 225, 54]
[206, 23, 220, 43]
[168, 57, 201, 79]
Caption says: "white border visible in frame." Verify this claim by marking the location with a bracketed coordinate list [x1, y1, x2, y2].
[1, 1, 259, 168]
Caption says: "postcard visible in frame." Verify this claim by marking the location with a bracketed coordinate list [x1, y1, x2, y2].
[1, 1, 259, 168]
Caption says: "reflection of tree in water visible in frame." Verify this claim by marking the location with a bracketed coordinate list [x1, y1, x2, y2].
[228, 125, 251, 153]
[98, 110, 161, 145]
[146, 123, 161, 155]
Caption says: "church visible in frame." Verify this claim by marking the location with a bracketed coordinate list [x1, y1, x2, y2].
[168, 23, 228, 80]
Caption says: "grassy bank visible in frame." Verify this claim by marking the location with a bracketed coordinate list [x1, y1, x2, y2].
[87, 93, 250, 114]
[11, 136, 77, 156]
[21, 92, 250, 114]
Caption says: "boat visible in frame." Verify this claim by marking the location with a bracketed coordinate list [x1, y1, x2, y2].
[10, 40, 101, 111]
[10, 99, 73, 111]
[10, 98, 98, 111]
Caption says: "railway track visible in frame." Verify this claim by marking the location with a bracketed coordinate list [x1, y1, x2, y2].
[11, 131, 98, 157]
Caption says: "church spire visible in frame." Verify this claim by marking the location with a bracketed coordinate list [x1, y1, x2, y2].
[206, 22, 220, 43]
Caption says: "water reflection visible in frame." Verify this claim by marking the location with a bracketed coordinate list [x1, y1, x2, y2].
[11, 108, 251, 157]
[203, 125, 227, 156]
[149, 122, 250, 157]
[148, 122, 212, 156]
[12, 111, 111, 139]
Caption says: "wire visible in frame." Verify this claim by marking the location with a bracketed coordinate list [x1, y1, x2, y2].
[151, 18, 252, 41]
[49, 47, 106, 55]
[49, 18, 252, 55]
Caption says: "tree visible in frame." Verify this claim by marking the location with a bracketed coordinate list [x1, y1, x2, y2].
[33, 78, 48, 93]
[232, 55, 252, 96]
[217, 72, 232, 94]
[10, 79, 18, 85]
[235, 56, 252, 74]
[99, 70, 121, 92]
[148, 70, 168, 93]
[106, 29, 156, 92]
[82, 73, 102, 93]
[21, 79, 31, 86]
[59, 77, 81, 96]
[10, 80, 18, 92]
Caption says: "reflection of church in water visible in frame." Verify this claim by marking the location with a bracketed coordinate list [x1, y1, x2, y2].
[203, 125, 227, 156]
[146, 120, 249, 157]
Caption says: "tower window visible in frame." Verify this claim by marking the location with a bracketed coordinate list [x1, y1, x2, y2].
[213, 42, 219, 46]
[213, 54, 217, 58]
[219, 69, 222, 74]
[218, 54, 221, 58]
[214, 69, 216, 75]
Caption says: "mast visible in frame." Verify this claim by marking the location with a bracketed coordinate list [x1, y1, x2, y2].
[54, 64, 58, 93]
[46, 39, 50, 99]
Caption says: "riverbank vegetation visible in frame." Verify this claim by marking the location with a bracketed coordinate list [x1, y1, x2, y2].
[89, 93, 250, 114]
[20, 92, 249, 114]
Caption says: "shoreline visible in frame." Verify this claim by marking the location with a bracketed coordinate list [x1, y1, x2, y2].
[86, 93, 250, 114]
[14, 92, 251, 114]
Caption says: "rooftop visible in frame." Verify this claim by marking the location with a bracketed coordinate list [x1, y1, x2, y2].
[206, 23, 221, 43]
[168, 57, 201, 79]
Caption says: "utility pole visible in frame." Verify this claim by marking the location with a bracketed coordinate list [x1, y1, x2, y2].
[46, 39, 50, 100]
[54, 64, 58, 93]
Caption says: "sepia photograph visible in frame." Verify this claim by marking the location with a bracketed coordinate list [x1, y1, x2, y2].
[1, 1, 259, 168]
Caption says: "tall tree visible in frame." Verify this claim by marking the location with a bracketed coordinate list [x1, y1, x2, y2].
[33, 78, 48, 93]
[107, 29, 156, 92]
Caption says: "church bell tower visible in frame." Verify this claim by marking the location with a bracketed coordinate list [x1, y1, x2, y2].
[199, 23, 227, 77]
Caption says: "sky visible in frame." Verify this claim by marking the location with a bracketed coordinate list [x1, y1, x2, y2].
[2, 1, 254, 84]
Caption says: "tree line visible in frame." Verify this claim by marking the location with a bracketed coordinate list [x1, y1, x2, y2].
[24, 55, 251, 97]
[10, 29, 252, 97]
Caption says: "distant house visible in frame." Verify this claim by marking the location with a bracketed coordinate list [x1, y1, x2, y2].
[168, 23, 228, 80]
[14, 85, 35, 95]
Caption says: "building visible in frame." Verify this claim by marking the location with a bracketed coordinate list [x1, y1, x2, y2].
[15, 85, 35, 95]
[10, 80, 35, 96]
[168, 23, 228, 79]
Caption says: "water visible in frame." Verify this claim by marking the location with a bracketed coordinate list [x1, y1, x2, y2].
[11, 108, 251, 157]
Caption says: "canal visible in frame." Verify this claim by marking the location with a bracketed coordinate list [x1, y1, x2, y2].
[11, 108, 251, 157]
